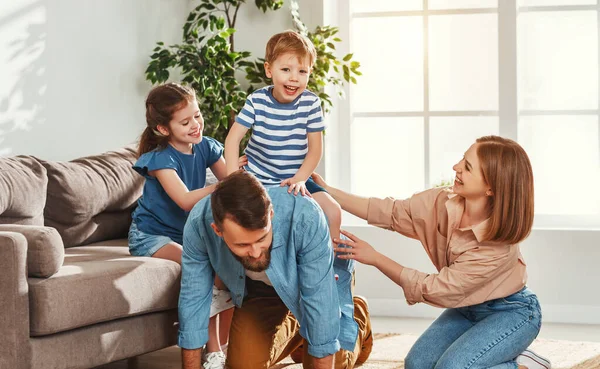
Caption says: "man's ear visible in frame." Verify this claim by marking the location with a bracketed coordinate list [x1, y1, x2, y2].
[210, 222, 223, 237]
[269, 207, 274, 221]
[264, 62, 272, 79]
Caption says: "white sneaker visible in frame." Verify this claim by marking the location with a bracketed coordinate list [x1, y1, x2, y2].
[210, 286, 234, 317]
[516, 349, 551, 369]
[202, 351, 226, 369]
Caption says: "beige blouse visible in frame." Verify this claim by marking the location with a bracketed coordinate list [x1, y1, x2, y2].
[367, 187, 527, 308]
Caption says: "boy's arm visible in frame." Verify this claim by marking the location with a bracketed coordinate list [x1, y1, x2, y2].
[294, 131, 323, 181]
[224, 122, 250, 175]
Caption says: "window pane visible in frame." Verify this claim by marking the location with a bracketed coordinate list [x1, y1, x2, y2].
[429, 0, 497, 10]
[518, 115, 600, 215]
[429, 14, 498, 111]
[351, 17, 423, 112]
[519, 0, 596, 6]
[351, 118, 424, 199]
[352, 0, 422, 13]
[429, 117, 499, 187]
[518, 11, 598, 110]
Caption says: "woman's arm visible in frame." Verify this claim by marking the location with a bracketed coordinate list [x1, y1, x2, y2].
[224, 123, 249, 175]
[311, 172, 369, 220]
[334, 230, 404, 285]
[153, 169, 215, 212]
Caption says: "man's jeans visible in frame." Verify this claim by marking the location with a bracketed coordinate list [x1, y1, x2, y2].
[225, 277, 371, 369]
[405, 287, 542, 369]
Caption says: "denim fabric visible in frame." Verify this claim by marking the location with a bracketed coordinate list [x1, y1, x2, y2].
[128, 220, 174, 257]
[405, 287, 541, 369]
[178, 187, 357, 358]
[305, 177, 327, 194]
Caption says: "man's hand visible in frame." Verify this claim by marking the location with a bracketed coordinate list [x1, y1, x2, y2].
[280, 177, 311, 197]
[312, 354, 335, 369]
[181, 348, 202, 369]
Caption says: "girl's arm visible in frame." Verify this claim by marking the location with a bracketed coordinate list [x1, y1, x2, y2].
[224, 123, 249, 175]
[153, 169, 215, 212]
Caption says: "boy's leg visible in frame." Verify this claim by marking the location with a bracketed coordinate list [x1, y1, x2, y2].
[225, 279, 303, 369]
[311, 191, 342, 242]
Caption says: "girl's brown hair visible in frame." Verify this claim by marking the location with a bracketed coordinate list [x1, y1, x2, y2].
[476, 135, 534, 244]
[265, 30, 317, 67]
[137, 83, 196, 157]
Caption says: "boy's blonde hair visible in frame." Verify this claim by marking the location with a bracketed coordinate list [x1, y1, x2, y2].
[265, 30, 317, 67]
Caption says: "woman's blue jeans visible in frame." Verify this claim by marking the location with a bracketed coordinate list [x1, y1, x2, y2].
[405, 287, 542, 369]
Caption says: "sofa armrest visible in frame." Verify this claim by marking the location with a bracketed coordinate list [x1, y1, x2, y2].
[0, 231, 31, 369]
[0, 225, 64, 278]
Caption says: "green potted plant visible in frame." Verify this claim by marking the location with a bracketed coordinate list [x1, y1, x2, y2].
[145, 0, 361, 146]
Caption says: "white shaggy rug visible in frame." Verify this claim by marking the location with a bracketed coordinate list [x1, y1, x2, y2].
[272, 333, 600, 369]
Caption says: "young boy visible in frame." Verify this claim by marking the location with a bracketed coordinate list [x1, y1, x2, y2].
[224, 30, 341, 246]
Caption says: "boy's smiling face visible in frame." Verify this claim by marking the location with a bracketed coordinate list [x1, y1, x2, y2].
[264, 52, 312, 104]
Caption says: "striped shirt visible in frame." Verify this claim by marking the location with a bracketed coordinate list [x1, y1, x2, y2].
[235, 86, 324, 185]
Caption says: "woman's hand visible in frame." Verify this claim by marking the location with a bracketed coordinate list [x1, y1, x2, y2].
[310, 172, 328, 189]
[333, 229, 381, 266]
[238, 155, 248, 169]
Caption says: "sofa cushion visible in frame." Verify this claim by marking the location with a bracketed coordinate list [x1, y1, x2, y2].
[28, 239, 181, 336]
[0, 225, 64, 277]
[0, 156, 47, 226]
[39, 146, 143, 247]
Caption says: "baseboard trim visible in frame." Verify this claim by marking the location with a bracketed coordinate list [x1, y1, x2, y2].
[368, 298, 600, 325]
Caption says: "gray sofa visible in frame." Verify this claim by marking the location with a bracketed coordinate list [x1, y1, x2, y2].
[0, 147, 181, 369]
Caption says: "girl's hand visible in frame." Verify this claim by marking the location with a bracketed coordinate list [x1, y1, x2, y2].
[310, 172, 328, 189]
[333, 229, 380, 266]
[280, 177, 311, 197]
[238, 155, 248, 169]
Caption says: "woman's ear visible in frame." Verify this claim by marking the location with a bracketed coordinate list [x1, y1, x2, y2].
[486, 189, 494, 197]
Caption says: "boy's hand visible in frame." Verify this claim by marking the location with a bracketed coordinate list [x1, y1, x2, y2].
[281, 177, 311, 197]
[238, 155, 248, 169]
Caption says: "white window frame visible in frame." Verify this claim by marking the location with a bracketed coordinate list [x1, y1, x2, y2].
[324, 0, 600, 229]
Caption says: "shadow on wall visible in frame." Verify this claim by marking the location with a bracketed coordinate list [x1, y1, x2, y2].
[0, 1, 46, 156]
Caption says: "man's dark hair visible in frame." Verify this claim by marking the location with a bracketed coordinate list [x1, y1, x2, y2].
[211, 171, 272, 230]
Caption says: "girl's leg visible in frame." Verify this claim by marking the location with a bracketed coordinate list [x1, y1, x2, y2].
[433, 295, 542, 369]
[312, 192, 342, 244]
[404, 308, 473, 369]
[153, 243, 228, 359]
[218, 308, 234, 349]
[206, 316, 221, 352]
[151, 242, 183, 264]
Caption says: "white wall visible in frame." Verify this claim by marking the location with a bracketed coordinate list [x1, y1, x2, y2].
[0, 0, 190, 160]
[2, 0, 598, 325]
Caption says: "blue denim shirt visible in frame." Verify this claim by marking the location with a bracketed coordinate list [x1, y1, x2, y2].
[178, 187, 357, 358]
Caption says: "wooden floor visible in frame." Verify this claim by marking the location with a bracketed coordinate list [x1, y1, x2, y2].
[95, 318, 600, 369]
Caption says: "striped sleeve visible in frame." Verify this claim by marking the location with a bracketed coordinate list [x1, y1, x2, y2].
[306, 97, 324, 132]
[235, 98, 255, 128]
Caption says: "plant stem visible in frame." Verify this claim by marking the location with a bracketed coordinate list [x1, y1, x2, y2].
[231, 4, 241, 51]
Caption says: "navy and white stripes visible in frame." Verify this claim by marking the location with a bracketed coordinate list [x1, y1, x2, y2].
[235, 86, 324, 184]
